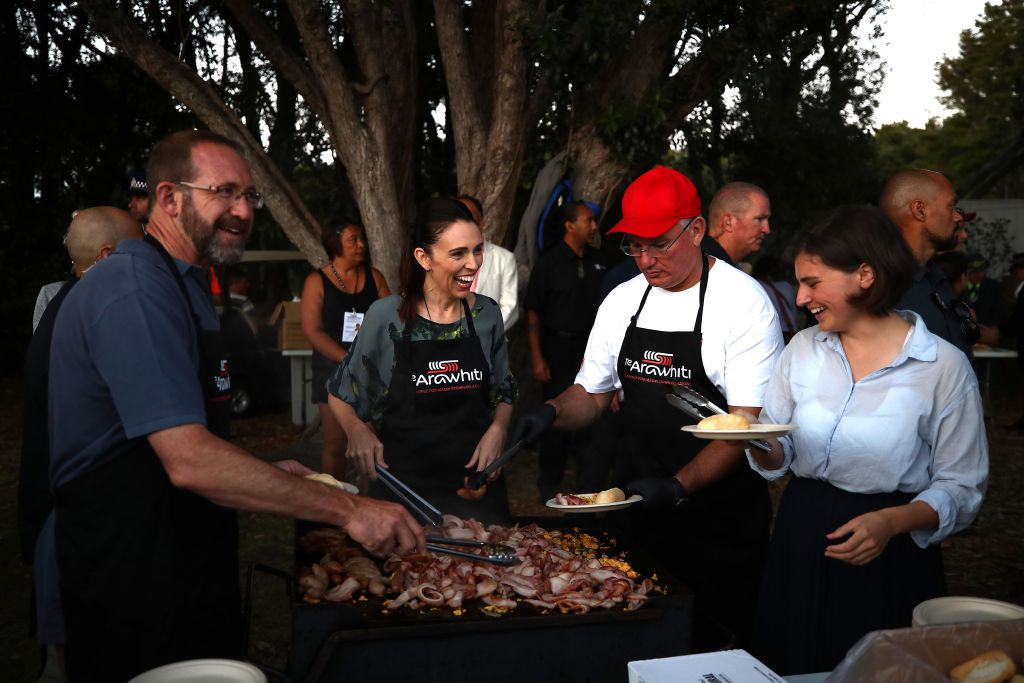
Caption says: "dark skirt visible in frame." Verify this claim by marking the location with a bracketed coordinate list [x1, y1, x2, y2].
[751, 477, 945, 675]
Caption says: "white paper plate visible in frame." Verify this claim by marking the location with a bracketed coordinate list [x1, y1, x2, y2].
[681, 423, 795, 440]
[334, 481, 359, 494]
[545, 494, 642, 512]
[912, 596, 1024, 627]
[127, 659, 267, 683]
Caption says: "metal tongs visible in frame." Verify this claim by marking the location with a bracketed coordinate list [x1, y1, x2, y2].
[374, 464, 519, 566]
[666, 384, 773, 453]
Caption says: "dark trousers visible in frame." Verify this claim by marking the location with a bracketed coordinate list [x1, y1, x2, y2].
[537, 333, 608, 497]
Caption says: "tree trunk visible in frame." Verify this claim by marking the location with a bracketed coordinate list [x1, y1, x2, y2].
[569, 123, 631, 212]
[285, 0, 414, 285]
[434, 0, 530, 245]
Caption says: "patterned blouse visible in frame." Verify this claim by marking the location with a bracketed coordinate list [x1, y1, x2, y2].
[326, 294, 517, 427]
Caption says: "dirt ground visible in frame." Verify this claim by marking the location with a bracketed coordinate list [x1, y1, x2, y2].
[2, 364, 1022, 681]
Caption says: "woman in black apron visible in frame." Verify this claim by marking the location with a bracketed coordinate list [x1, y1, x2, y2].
[327, 199, 516, 524]
[301, 221, 389, 486]
[614, 252, 771, 649]
[55, 235, 240, 681]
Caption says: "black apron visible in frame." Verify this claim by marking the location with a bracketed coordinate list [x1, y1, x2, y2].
[55, 236, 240, 682]
[614, 253, 771, 648]
[370, 299, 509, 523]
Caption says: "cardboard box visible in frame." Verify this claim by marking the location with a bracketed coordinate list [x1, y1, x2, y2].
[828, 619, 1024, 682]
[270, 301, 311, 350]
[628, 649, 785, 683]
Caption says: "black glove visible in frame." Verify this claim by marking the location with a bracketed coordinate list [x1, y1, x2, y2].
[509, 404, 556, 446]
[626, 477, 688, 511]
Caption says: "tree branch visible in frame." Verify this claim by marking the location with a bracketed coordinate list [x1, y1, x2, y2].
[285, 0, 366, 152]
[78, 0, 327, 266]
[223, 0, 329, 123]
[433, 0, 485, 188]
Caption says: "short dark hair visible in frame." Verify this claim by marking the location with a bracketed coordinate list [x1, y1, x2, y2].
[794, 205, 917, 316]
[146, 130, 245, 204]
[559, 201, 587, 229]
[321, 219, 361, 258]
[398, 198, 476, 321]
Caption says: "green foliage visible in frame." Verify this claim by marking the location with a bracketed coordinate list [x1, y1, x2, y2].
[593, 93, 671, 166]
[936, 0, 1024, 195]
[678, 0, 889, 250]
[880, 1, 1024, 197]
[938, 0, 1023, 128]
[872, 121, 949, 179]
[0, 2, 197, 372]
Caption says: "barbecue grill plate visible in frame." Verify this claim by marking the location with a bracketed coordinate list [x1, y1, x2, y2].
[287, 518, 693, 682]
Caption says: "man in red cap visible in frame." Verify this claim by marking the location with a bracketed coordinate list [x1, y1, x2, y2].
[509, 166, 783, 647]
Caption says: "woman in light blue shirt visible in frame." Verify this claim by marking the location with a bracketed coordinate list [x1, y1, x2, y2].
[747, 206, 988, 675]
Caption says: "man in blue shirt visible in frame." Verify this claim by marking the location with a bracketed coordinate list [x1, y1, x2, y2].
[45, 130, 424, 681]
[879, 169, 974, 354]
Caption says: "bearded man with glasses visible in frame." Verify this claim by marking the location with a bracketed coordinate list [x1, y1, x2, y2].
[509, 166, 784, 648]
[41, 130, 423, 681]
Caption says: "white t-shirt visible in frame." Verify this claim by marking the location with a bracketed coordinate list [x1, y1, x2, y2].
[575, 260, 784, 408]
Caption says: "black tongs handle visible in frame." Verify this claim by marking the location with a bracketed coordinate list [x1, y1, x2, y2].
[466, 440, 525, 490]
[374, 464, 444, 527]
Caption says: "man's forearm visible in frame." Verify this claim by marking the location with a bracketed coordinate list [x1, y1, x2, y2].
[675, 439, 748, 494]
[549, 384, 612, 431]
[150, 424, 356, 527]
[676, 405, 764, 493]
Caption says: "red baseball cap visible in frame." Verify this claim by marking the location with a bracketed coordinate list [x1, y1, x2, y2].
[608, 166, 702, 238]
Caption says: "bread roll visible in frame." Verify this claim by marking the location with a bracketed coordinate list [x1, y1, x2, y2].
[696, 413, 750, 430]
[949, 650, 1017, 683]
[305, 472, 346, 488]
[593, 488, 626, 504]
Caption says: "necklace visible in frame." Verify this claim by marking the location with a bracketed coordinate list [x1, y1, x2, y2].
[328, 262, 347, 292]
[423, 295, 463, 327]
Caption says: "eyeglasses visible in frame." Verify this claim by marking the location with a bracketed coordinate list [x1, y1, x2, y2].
[933, 293, 980, 346]
[175, 181, 264, 209]
[620, 217, 696, 257]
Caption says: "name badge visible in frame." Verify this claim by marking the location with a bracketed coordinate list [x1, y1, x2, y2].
[342, 310, 364, 343]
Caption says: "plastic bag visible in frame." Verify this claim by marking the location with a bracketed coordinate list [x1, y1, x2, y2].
[827, 619, 1024, 682]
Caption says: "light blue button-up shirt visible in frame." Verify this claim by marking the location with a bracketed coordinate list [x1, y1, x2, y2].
[748, 311, 988, 548]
